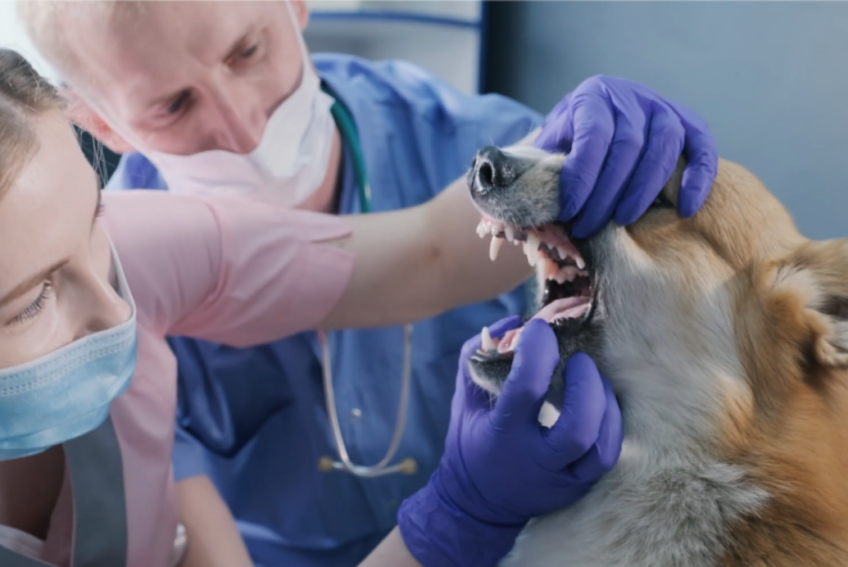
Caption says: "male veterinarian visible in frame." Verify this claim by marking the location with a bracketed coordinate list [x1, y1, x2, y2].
[21, 1, 718, 565]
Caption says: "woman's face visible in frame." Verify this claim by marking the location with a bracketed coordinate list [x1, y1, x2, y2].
[0, 111, 131, 369]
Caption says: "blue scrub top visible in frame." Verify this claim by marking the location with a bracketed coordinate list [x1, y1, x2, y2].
[107, 54, 542, 567]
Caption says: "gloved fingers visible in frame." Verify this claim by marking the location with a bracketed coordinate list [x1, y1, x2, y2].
[614, 105, 685, 226]
[556, 95, 615, 222]
[571, 104, 647, 239]
[541, 352, 607, 467]
[675, 106, 718, 218]
[677, 130, 719, 218]
[460, 315, 524, 410]
[564, 377, 623, 483]
[534, 92, 574, 153]
[490, 319, 560, 431]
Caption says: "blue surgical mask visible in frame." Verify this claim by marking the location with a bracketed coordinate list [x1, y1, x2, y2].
[0, 242, 137, 461]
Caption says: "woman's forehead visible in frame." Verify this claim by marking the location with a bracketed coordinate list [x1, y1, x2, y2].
[0, 112, 98, 272]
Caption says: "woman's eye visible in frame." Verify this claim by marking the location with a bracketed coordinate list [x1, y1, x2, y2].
[240, 44, 258, 59]
[11, 282, 53, 325]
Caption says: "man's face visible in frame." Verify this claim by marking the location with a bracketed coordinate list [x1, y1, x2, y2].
[66, 1, 308, 155]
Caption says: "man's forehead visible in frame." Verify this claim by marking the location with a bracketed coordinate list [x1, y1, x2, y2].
[71, 2, 286, 103]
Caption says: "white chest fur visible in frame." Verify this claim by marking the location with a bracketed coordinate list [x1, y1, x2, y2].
[498, 442, 768, 567]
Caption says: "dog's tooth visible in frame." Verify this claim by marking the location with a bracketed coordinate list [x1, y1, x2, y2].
[505, 225, 515, 242]
[476, 222, 488, 239]
[522, 240, 537, 267]
[556, 246, 569, 261]
[541, 258, 556, 280]
[527, 233, 541, 266]
[550, 258, 561, 279]
[481, 326, 496, 351]
[489, 236, 504, 261]
[575, 255, 586, 270]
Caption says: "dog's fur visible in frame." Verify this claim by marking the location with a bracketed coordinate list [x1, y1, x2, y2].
[466, 145, 848, 566]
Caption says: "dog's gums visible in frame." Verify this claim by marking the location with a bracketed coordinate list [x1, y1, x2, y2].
[472, 215, 595, 363]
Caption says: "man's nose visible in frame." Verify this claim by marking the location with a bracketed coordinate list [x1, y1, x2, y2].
[469, 146, 519, 198]
[211, 89, 267, 154]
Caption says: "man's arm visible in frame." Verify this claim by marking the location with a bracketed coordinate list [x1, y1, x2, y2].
[319, 130, 538, 330]
[358, 527, 423, 567]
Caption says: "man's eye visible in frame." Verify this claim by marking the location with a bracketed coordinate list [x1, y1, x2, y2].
[240, 44, 258, 59]
[167, 92, 191, 115]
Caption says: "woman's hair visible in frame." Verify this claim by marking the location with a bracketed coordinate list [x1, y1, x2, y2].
[0, 48, 64, 199]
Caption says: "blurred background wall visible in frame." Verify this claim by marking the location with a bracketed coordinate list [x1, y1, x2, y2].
[2, 1, 846, 238]
[485, 2, 848, 239]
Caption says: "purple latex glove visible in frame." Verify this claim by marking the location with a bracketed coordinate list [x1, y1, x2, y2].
[535, 75, 718, 239]
[397, 316, 622, 567]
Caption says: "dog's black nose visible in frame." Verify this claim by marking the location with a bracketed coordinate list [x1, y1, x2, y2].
[470, 146, 515, 197]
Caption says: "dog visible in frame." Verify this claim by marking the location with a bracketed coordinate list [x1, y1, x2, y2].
[465, 144, 848, 566]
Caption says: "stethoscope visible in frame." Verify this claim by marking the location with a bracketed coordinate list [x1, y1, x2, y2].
[317, 94, 417, 478]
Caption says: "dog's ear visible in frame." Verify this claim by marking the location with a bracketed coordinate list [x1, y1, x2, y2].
[768, 239, 848, 369]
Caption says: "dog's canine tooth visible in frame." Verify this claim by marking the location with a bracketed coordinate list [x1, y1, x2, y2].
[523, 240, 538, 267]
[489, 236, 504, 261]
[575, 255, 586, 270]
[481, 326, 496, 351]
[526, 233, 541, 266]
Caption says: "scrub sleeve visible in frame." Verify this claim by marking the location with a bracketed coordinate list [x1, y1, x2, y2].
[104, 190, 355, 344]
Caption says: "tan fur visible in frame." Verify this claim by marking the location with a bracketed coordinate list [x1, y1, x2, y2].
[630, 158, 848, 565]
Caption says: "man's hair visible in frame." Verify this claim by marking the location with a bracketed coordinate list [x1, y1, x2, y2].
[17, 1, 144, 85]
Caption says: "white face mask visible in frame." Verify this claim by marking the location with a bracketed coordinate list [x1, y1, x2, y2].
[140, 2, 336, 208]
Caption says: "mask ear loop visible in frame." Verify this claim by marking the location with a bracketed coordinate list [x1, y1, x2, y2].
[284, 0, 315, 84]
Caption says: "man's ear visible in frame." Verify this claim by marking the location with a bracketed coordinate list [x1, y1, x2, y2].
[291, 0, 309, 31]
[61, 87, 136, 155]
[769, 239, 848, 369]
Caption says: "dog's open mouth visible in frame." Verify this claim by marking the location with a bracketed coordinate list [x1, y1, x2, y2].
[471, 214, 596, 367]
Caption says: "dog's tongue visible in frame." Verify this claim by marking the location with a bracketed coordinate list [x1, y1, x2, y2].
[494, 297, 591, 354]
[534, 296, 591, 323]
